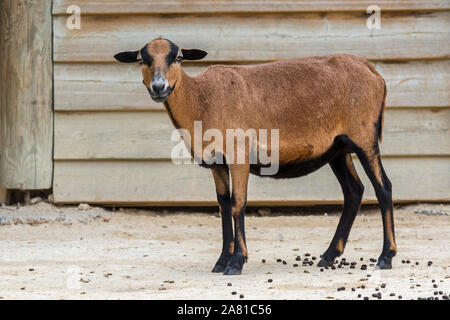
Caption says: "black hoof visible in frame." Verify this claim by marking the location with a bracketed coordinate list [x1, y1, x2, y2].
[317, 250, 339, 267]
[376, 256, 393, 269]
[211, 252, 232, 273]
[211, 263, 227, 273]
[223, 254, 246, 276]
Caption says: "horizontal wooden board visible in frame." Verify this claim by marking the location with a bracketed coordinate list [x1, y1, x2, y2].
[54, 108, 450, 160]
[53, 157, 450, 204]
[53, 11, 450, 62]
[53, 0, 450, 15]
[54, 60, 450, 111]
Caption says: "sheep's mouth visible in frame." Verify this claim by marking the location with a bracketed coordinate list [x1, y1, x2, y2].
[150, 89, 171, 103]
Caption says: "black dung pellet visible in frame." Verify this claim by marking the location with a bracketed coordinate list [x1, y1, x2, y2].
[231, 291, 237, 295]
[369, 258, 376, 263]
[239, 294, 244, 299]
[305, 253, 311, 257]
[309, 261, 314, 266]
[227, 283, 232, 286]
[352, 288, 355, 292]
[372, 293, 378, 298]
[293, 264, 298, 267]
[364, 297, 369, 300]
[357, 294, 362, 298]
[428, 261, 433, 266]
[398, 295, 402, 299]
[390, 293, 395, 297]
[415, 262, 419, 265]
[433, 284, 438, 288]
[401, 260, 406, 264]
[360, 258, 364, 261]
[282, 260, 287, 265]
[295, 256, 301, 261]
[262, 259, 266, 263]
[276, 259, 282, 262]
[312, 256, 317, 260]
[439, 291, 443, 295]
[320, 268, 324, 272]
[268, 279, 273, 283]
[434, 291, 438, 295]
[381, 284, 386, 289]
[406, 260, 410, 264]
[331, 266, 336, 270]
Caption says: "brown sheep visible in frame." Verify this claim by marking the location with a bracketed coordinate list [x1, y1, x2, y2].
[114, 38, 396, 275]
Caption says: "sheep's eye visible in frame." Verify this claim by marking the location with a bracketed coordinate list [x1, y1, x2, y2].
[175, 56, 183, 63]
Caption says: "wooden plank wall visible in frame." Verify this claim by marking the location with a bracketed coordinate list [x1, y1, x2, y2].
[52, 0, 450, 205]
[0, 0, 53, 190]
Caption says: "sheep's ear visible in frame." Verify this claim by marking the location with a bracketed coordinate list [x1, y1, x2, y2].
[181, 49, 208, 60]
[114, 50, 140, 63]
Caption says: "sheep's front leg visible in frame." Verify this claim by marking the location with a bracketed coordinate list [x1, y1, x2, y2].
[223, 164, 249, 276]
[211, 167, 234, 273]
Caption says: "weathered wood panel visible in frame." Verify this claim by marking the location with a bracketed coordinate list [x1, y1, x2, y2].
[0, 187, 7, 204]
[54, 60, 450, 111]
[53, 0, 450, 15]
[53, 11, 450, 62]
[53, 157, 450, 204]
[54, 108, 450, 160]
[0, 0, 53, 190]
[51, 3, 450, 205]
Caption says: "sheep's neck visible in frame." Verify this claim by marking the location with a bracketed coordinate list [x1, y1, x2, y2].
[163, 69, 202, 132]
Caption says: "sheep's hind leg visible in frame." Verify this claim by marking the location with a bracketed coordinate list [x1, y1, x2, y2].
[211, 167, 234, 273]
[318, 153, 364, 267]
[356, 145, 397, 269]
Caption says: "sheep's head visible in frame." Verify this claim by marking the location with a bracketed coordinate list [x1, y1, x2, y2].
[114, 38, 207, 103]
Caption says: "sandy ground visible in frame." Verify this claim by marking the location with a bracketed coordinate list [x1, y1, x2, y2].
[0, 202, 449, 300]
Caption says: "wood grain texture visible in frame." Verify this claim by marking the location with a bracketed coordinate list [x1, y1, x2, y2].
[0, 187, 7, 204]
[54, 60, 450, 111]
[54, 108, 450, 160]
[53, 11, 450, 62]
[0, 0, 53, 189]
[53, 157, 450, 204]
[52, 0, 450, 15]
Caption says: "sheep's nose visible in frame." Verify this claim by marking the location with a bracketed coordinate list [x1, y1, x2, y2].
[151, 81, 165, 93]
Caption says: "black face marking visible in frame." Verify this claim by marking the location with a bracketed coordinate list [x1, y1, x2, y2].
[140, 45, 153, 66]
[166, 41, 180, 67]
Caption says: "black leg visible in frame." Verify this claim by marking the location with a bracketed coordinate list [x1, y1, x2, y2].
[210, 167, 234, 273]
[223, 198, 247, 275]
[223, 164, 249, 276]
[318, 153, 364, 267]
[356, 146, 397, 269]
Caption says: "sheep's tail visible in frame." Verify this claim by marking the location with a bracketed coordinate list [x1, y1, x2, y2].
[378, 80, 387, 143]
